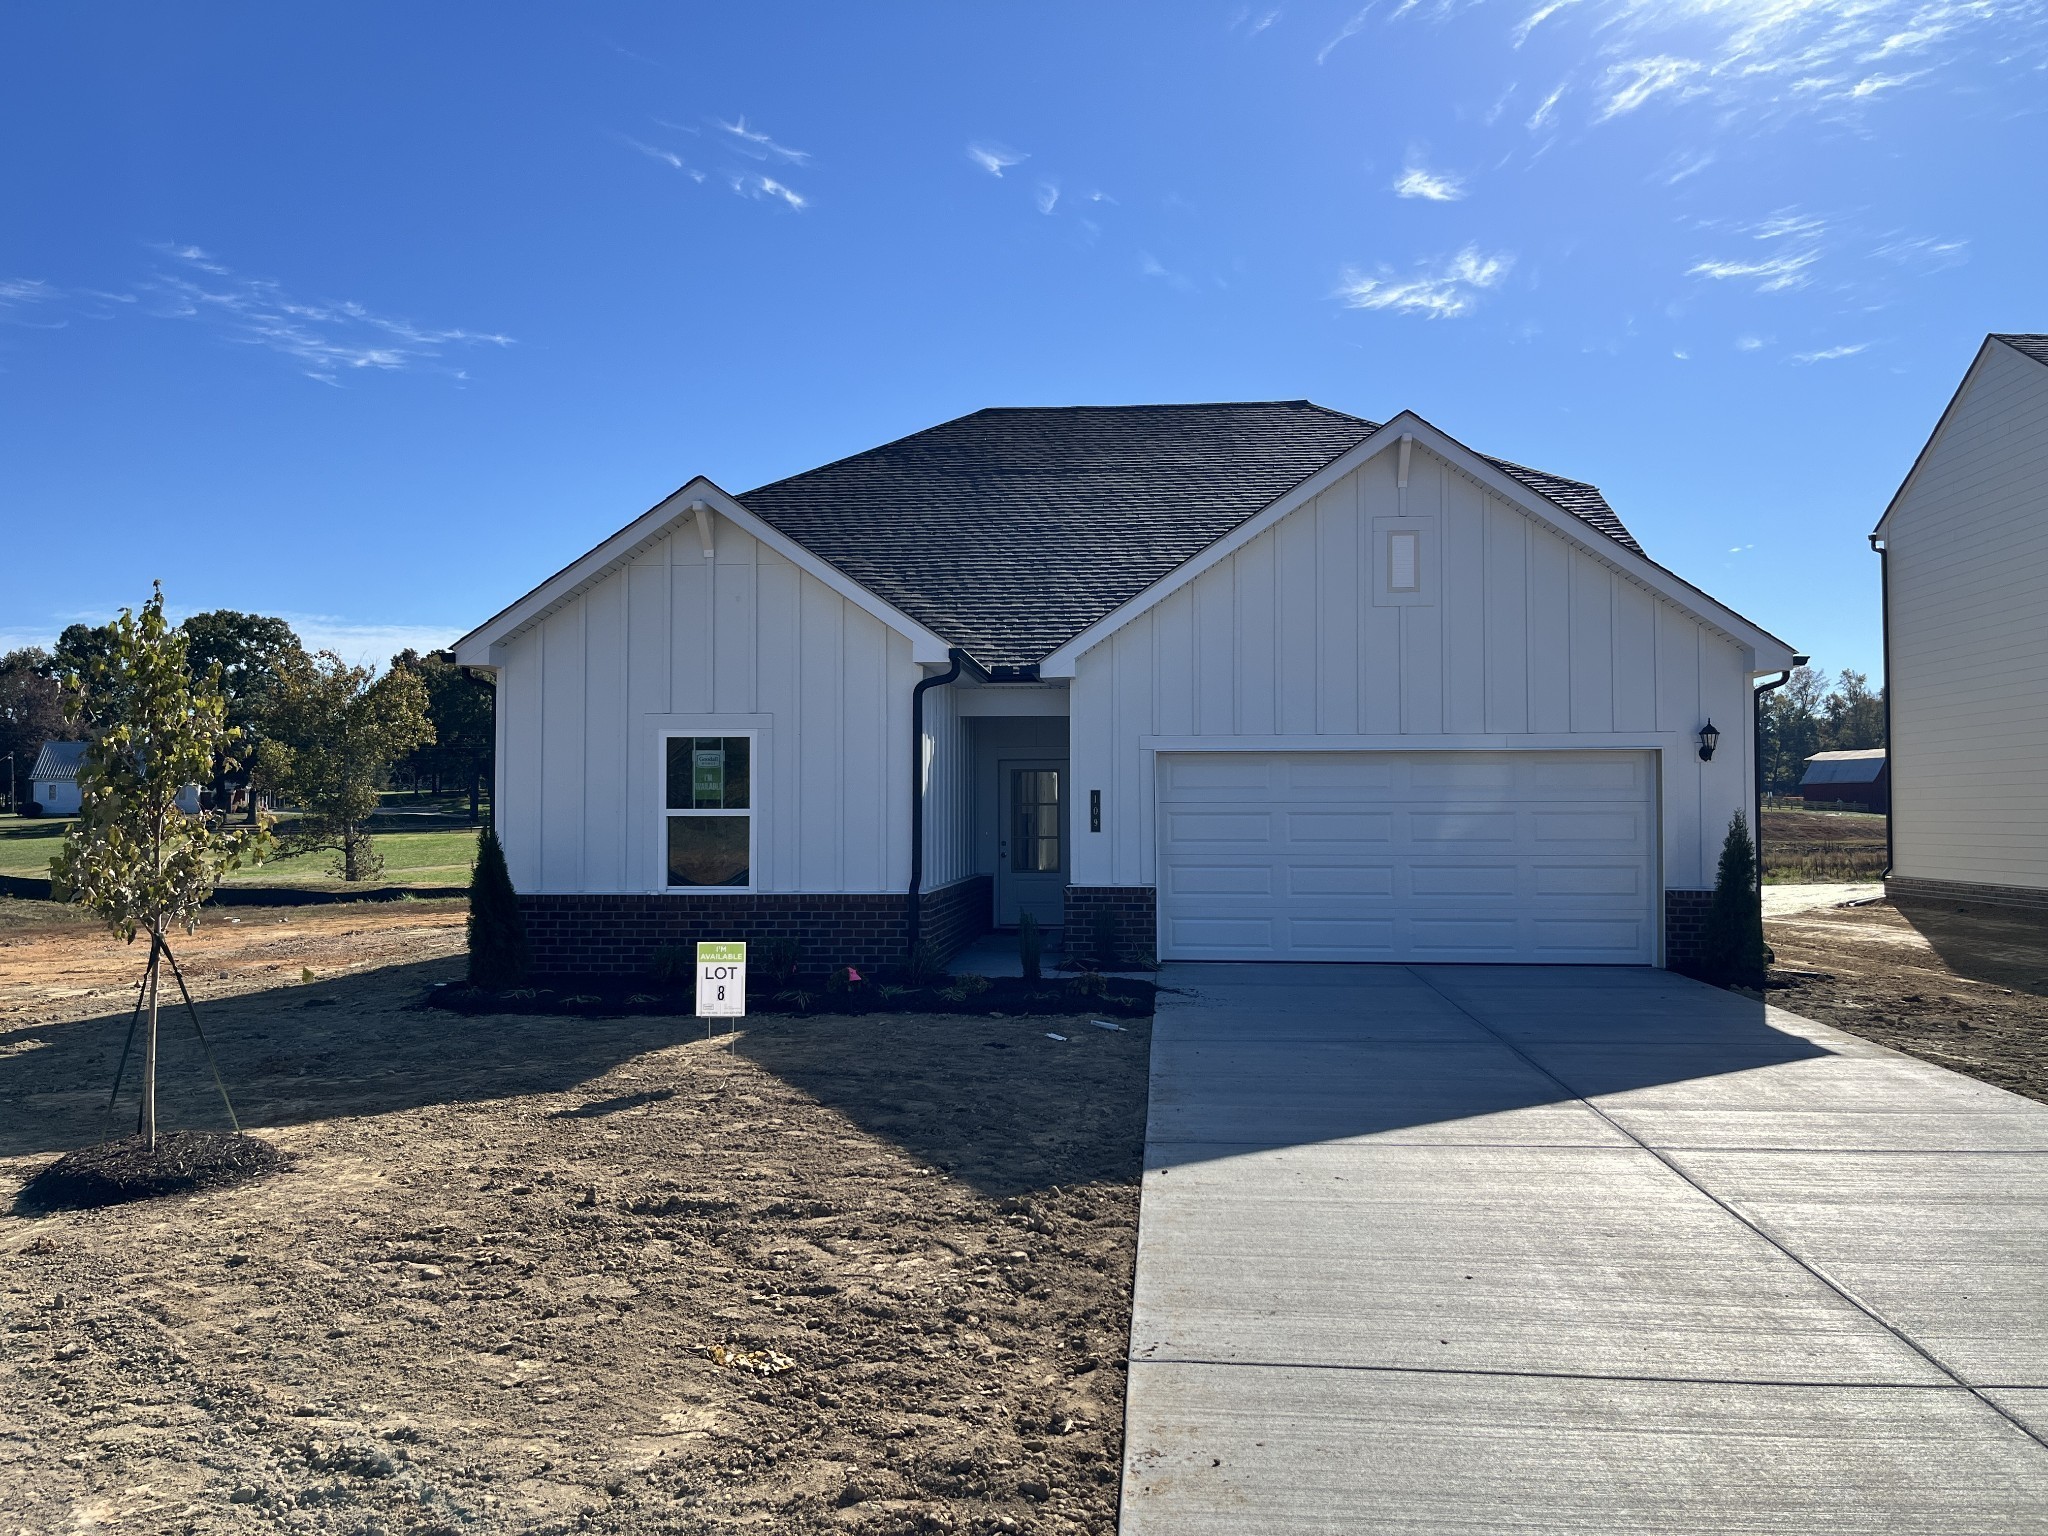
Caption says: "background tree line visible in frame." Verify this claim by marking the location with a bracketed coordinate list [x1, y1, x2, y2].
[1758, 664, 1885, 796]
[3, 612, 492, 879]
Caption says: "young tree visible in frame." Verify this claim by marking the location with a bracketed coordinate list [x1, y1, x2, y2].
[1697, 812, 1768, 988]
[49, 586, 271, 1150]
[390, 648, 495, 821]
[181, 610, 305, 819]
[257, 652, 434, 881]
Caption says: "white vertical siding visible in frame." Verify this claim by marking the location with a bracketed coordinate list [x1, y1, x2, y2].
[494, 521, 924, 895]
[1886, 342, 2048, 890]
[1067, 443, 1758, 895]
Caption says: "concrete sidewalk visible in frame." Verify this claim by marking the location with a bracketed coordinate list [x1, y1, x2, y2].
[1120, 964, 2048, 1533]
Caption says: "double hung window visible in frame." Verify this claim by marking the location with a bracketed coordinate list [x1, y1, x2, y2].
[664, 735, 752, 888]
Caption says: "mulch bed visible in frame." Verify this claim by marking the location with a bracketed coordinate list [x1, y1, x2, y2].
[427, 972, 1158, 1021]
[16, 1130, 287, 1213]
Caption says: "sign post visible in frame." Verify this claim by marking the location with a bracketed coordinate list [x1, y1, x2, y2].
[696, 941, 746, 1035]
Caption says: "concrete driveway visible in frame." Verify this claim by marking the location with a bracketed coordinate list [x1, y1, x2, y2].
[1120, 964, 2048, 1533]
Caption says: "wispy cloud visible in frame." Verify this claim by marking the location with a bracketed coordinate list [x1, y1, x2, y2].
[142, 245, 512, 384]
[1229, 4, 1282, 34]
[281, 615, 469, 668]
[1513, 0, 1578, 47]
[1688, 209, 1826, 292]
[1393, 164, 1467, 201]
[1597, 55, 1702, 119]
[1139, 253, 1197, 293]
[0, 277, 59, 314]
[716, 116, 809, 165]
[727, 173, 806, 211]
[968, 141, 1029, 178]
[621, 135, 705, 180]
[1317, 4, 1375, 64]
[1336, 246, 1513, 319]
[1688, 250, 1817, 292]
[1873, 233, 1968, 271]
[1526, 82, 1566, 131]
[1035, 180, 1061, 215]
[1792, 342, 1867, 363]
[1659, 148, 1715, 185]
[1736, 335, 1767, 351]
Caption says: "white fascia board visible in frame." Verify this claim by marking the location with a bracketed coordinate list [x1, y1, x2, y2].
[1038, 410, 1800, 676]
[1873, 336, 2006, 542]
[452, 477, 953, 667]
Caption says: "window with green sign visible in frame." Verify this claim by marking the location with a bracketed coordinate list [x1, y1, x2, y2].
[664, 735, 752, 887]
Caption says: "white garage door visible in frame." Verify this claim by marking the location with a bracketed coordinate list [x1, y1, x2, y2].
[1157, 751, 1656, 964]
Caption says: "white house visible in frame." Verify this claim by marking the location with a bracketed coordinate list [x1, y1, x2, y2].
[454, 402, 1799, 973]
[1873, 333, 2048, 910]
[28, 740, 87, 816]
[25, 739, 203, 817]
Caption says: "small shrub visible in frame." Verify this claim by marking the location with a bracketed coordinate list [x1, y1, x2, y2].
[757, 936, 801, 987]
[1698, 811, 1769, 988]
[1017, 914, 1042, 983]
[1089, 908, 1120, 969]
[906, 938, 948, 987]
[466, 829, 529, 988]
[774, 988, 817, 1015]
[18, 800, 42, 819]
[650, 944, 692, 984]
[1071, 970, 1106, 997]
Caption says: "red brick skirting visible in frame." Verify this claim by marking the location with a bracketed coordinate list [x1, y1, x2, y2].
[1063, 885, 1157, 967]
[1663, 889, 1713, 973]
[1886, 876, 2048, 913]
[519, 876, 992, 976]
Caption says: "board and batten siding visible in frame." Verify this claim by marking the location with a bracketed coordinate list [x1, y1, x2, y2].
[1885, 340, 2048, 890]
[1067, 443, 1756, 894]
[495, 519, 960, 896]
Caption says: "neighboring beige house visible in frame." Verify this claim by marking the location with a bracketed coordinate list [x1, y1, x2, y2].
[1873, 333, 2048, 909]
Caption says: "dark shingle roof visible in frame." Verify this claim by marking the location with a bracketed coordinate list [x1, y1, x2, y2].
[1994, 333, 2048, 367]
[738, 401, 1641, 669]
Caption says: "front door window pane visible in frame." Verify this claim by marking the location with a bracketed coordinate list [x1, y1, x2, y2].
[1012, 769, 1061, 873]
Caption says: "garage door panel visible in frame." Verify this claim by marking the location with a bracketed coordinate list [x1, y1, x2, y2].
[1409, 864, 1520, 897]
[1285, 811, 1392, 844]
[1534, 863, 1643, 896]
[1159, 751, 1656, 965]
[1411, 812, 1518, 843]
[1167, 864, 1274, 896]
[1288, 865, 1395, 897]
[1533, 811, 1641, 843]
[1167, 811, 1272, 843]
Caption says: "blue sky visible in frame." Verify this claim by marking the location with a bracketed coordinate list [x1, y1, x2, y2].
[3, 3, 2041, 675]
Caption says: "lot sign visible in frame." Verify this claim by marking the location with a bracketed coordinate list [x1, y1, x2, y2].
[696, 941, 746, 1018]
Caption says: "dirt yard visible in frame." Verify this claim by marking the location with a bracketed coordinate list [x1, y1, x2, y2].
[1760, 807, 1888, 884]
[1767, 897, 2048, 1105]
[0, 903, 1147, 1534]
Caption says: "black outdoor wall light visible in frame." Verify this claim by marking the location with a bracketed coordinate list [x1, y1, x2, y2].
[1697, 719, 1720, 762]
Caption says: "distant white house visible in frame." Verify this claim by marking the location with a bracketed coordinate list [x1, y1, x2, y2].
[1873, 333, 2048, 909]
[26, 739, 201, 817]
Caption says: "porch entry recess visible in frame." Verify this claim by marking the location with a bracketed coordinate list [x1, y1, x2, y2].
[1156, 749, 1657, 964]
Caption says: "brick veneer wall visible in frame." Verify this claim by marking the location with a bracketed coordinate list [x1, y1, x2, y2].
[1063, 885, 1158, 967]
[1663, 889, 1714, 974]
[520, 875, 993, 976]
[1886, 876, 2048, 913]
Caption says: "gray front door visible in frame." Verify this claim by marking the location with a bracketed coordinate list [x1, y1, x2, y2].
[996, 759, 1067, 929]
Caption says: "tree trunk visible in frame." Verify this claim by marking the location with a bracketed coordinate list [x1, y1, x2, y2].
[141, 936, 161, 1153]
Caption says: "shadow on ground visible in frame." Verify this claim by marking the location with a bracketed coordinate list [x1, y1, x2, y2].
[1892, 899, 2048, 997]
[1, 957, 1151, 1200]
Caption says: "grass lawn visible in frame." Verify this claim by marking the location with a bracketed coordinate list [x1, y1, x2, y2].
[0, 813, 477, 890]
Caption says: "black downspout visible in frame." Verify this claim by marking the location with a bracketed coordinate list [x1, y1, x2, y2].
[907, 648, 984, 964]
[1869, 534, 1894, 877]
[1753, 666, 1799, 893]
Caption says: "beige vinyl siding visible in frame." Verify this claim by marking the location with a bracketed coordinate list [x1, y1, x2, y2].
[1068, 441, 1756, 895]
[1885, 340, 2048, 890]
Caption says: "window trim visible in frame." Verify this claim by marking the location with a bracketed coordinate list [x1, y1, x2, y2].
[657, 729, 758, 895]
